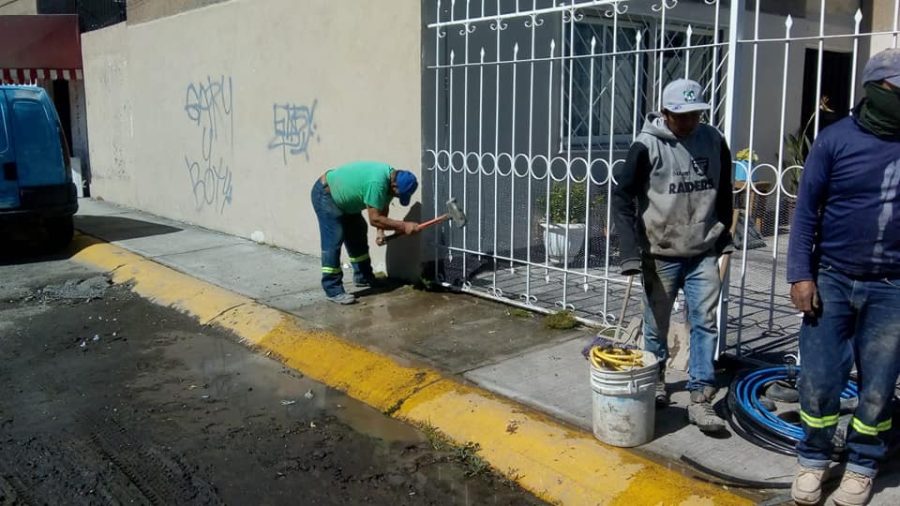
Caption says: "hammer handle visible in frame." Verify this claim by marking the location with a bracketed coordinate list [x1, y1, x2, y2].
[415, 214, 450, 231]
[381, 214, 450, 245]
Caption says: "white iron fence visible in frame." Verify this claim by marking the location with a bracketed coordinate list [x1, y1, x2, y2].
[422, 0, 899, 362]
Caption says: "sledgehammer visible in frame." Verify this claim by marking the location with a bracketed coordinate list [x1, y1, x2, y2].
[382, 198, 467, 244]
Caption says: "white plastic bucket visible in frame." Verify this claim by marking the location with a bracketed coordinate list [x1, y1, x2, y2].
[590, 350, 659, 447]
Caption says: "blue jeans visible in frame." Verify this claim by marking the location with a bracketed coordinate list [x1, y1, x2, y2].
[641, 254, 720, 391]
[796, 265, 900, 477]
[310, 180, 374, 297]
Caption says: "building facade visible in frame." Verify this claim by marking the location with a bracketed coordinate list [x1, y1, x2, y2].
[80, 0, 423, 277]
[75, 0, 898, 359]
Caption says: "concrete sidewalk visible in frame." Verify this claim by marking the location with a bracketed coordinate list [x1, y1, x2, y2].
[74, 198, 899, 505]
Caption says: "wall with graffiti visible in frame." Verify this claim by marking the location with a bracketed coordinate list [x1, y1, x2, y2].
[81, 0, 422, 273]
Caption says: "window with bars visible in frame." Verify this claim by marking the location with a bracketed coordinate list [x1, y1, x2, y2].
[38, 0, 127, 32]
[562, 14, 724, 152]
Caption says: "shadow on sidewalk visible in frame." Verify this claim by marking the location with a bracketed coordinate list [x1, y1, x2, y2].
[652, 378, 736, 441]
[350, 278, 410, 298]
[655, 405, 692, 439]
[384, 202, 423, 283]
[75, 215, 181, 242]
[1, 216, 181, 266]
[874, 445, 900, 495]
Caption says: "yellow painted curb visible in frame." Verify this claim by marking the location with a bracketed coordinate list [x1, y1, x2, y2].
[70, 233, 752, 506]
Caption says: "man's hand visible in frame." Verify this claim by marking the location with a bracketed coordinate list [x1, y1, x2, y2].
[375, 229, 386, 246]
[790, 280, 819, 317]
[401, 221, 418, 235]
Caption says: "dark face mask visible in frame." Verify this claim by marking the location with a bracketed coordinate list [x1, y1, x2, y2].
[857, 82, 900, 137]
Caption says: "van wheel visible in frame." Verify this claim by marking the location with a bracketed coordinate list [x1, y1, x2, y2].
[46, 216, 74, 251]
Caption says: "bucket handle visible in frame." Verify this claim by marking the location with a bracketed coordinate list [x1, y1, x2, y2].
[629, 380, 656, 395]
[594, 380, 655, 396]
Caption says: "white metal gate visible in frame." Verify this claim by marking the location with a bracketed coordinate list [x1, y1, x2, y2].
[422, 0, 900, 361]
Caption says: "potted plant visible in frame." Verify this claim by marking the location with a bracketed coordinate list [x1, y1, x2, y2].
[780, 96, 834, 226]
[734, 148, 759, 182]
[784, 96, 834, 193]
[538, 182, 601, 266]
[783, 131, 809, 195]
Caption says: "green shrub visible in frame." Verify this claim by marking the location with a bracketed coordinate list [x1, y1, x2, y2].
[539, 182, 605, 224]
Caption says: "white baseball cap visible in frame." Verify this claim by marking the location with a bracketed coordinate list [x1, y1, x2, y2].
[662, 79, 710, 113]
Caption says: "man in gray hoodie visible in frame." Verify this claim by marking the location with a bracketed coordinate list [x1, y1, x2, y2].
[612, 79, 734, 434]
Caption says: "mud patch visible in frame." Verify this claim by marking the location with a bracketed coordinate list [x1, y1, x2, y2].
[0, 428, 221, 506]
[0, 266, 545, 506]
[35, 275, 112, 302]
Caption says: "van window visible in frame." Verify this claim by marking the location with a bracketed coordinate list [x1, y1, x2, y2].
[11, 99, 65, 186]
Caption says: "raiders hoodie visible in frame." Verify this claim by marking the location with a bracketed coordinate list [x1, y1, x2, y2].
[612, 113, 734, 274]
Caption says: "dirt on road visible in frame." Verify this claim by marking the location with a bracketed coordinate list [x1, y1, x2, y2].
[0, 260, 545, 506]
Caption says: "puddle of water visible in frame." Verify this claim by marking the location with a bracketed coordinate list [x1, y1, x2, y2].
[160, 331, 423, 445]
[332, 397, 424, 445]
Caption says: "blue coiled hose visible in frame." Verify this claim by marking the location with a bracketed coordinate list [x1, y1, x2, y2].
[728, 366, 858, 455]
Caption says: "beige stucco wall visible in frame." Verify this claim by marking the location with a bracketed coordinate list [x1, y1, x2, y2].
[868, 0, 898, 56]
[0, 0, 37, 15]
[82, 0, 423, 277]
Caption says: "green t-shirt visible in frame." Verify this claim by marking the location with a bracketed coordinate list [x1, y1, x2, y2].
[325, 161, 393, 214]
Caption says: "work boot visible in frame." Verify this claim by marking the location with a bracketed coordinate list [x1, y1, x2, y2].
[690, 385, 718, 402]
[655, 368, 670, 407]
[326, 292, 356, 305]
[687, 387, 726, 433]
[765, 380, 800, 403]
[832, 470, 874, 506]
[791, 465, 828, 505]
[353, 276, 385, 289]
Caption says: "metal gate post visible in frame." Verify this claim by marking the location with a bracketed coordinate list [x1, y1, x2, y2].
[717, 0, 746, 359]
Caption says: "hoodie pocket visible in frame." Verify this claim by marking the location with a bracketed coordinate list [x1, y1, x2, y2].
[703, 221, 726, 247]
[642, 215, 669, 250]
[652, 221, 722, 256]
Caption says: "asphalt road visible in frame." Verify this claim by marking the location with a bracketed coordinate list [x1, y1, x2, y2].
[0, 251, 544, 506]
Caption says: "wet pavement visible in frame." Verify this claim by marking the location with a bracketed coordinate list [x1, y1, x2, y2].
[0, 255, 545, 505]
[67, 198, 900, 505]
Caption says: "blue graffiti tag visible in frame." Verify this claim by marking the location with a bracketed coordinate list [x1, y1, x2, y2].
[185, 156, 233, 213]
[184, 75, 234, 212]
[268, 100, 319, 164]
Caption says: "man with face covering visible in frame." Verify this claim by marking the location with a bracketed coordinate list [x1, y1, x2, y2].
[788, 49, 900, 506]
[612, 79, 734, 434]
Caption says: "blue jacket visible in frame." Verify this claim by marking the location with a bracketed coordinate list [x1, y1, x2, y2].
[787, 115, 900, 282]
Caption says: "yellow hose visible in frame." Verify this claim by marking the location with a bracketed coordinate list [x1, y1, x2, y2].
[589, 346, 644, 371]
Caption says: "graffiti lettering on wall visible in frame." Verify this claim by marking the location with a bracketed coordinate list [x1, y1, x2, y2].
[184, 157, 233, 213]
[183, 75, 234, 213]
[268, 100, 319, 165]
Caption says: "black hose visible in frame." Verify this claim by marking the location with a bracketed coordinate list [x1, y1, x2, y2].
[678, 455, 792, 489]
[725, 380, 797, 456]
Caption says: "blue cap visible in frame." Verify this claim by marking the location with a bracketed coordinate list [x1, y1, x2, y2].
[394, 170, 418, 206]
[863, 48, 900, 86]
[662, 79, 710, 113]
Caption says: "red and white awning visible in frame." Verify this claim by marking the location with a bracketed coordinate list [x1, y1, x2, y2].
[0, 68, 83, 84]
[0, 15, 82, 85]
